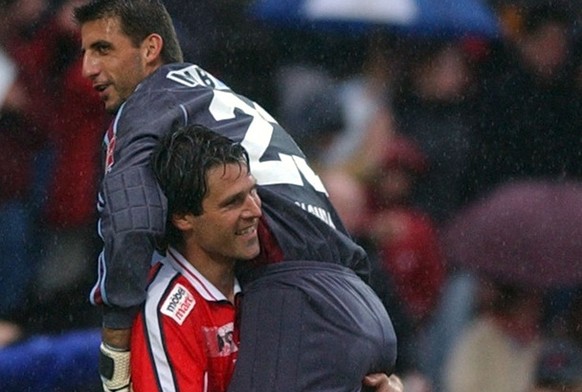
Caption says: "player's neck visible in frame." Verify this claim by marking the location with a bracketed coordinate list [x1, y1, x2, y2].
[202, 260, 237, 303]
[179, 246, 237, 302]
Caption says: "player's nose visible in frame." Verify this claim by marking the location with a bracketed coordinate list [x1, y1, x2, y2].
[82, 53, 100, 80]
[243, 193, 262, 218]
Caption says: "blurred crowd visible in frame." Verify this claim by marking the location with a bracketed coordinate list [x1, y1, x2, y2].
[1, 0, 582, 391]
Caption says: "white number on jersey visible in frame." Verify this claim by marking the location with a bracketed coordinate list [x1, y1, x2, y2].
[208, 90, 328, 195]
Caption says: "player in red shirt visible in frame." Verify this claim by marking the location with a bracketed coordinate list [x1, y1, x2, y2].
[131, 125, 261, 391]
[131, 125, 403, 392]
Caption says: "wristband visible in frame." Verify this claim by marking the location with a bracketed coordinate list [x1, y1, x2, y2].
[99, 342, 131, 392]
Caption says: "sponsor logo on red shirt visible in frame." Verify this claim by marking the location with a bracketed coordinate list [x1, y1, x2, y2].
[161, 284, 196, 325]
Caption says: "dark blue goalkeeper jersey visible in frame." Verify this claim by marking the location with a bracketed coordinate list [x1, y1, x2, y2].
[90, 63, 370, 328]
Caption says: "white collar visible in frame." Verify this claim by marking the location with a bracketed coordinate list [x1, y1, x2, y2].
[165, 247, 241, 302]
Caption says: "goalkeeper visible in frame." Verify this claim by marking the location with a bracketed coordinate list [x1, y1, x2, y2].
[74, 1, 397, 391]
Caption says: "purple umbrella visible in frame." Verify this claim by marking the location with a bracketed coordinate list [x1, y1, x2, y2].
[442, 180, 582, 289]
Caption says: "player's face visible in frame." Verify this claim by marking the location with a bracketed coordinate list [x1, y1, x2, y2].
[80, 17, 148, 113]
[189, 163, 262, 265]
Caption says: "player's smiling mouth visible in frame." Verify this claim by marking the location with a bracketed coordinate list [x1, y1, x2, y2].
[236, 225, 257, 236]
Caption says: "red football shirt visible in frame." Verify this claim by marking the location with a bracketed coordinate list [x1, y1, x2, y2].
[131, 248, 240, 392]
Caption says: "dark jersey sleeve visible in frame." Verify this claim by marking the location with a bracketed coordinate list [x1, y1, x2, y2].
[92, 63, 370, 329]
[91, 83, 187, 328]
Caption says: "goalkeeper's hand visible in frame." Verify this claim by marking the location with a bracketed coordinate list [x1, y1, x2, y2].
[99, 342, 132, 392]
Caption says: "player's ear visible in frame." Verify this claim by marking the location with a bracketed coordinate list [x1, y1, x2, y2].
[142, 33, 163, 64]
[171, 213, 194, 231]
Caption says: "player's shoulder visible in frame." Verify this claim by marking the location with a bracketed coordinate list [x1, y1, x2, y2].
[148, 268, 201, 326]
[120, 63, 227, 118]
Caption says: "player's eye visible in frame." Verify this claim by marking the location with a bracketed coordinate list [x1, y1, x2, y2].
[95, 42, 112, 55]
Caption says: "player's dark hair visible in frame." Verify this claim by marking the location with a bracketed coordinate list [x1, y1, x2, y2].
[151, 124, 250, 246]
[74, 0, 184, 64]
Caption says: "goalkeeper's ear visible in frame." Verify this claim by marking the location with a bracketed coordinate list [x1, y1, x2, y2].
[99, 342, 131, 392]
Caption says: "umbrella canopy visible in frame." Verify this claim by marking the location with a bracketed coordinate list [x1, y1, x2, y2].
[442, 180, 582, 289]
[249, 0, 500, 38]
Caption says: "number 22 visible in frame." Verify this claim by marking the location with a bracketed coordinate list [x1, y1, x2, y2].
[208, 90, 327, 194]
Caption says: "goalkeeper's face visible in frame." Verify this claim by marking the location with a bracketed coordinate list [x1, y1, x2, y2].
[80, 16, 153, 114]
[173, 163, 262, 265]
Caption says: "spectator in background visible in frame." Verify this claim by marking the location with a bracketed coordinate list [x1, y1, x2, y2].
[389, 40, 480, 384]
[22, 0, 108, 333]
[321, 169, 368, 239]
[402, 5, 580, 390]
[0, 0, 106, 338]
[464, 3, 582, 203]
[392, 38, 477, 227]
[0, 0, 49, 345]
[424, 7, 581, 386]
[0, 0, 21, 347]
[275, 33, 399, 179]
[321, 33, 399, 180]
[443, 279, 543, 392]
[364, 134, 445, 392]
[282, 84, 345, 172]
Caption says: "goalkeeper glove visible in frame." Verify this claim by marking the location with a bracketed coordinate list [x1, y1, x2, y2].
[99, 342, 131, 392]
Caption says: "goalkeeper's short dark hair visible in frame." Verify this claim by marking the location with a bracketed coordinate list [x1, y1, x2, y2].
[74, 0, 184, 64]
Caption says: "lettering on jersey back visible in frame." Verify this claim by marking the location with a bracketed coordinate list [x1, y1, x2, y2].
[295, 202, 336, 229]
[161, 283, 196, 325]
[167, 65, 225, 90]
